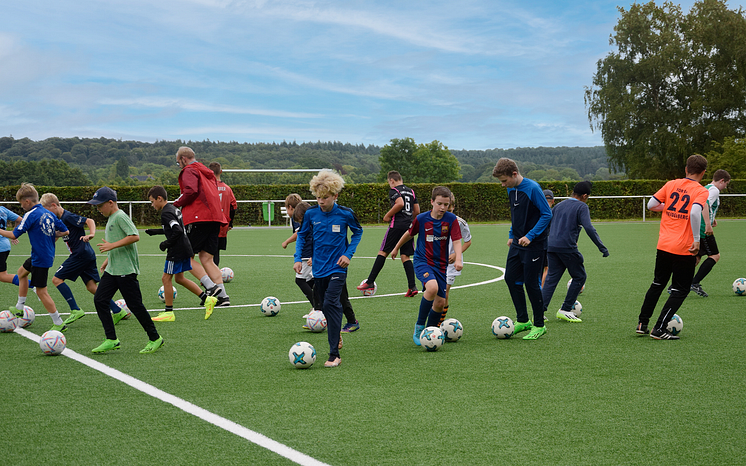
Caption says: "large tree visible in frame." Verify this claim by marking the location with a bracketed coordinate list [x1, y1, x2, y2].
[585, 0, 746, 179]
[378, 138, 460, 183]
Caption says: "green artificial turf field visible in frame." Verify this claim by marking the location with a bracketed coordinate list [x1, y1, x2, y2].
[1, 220, 745, 465]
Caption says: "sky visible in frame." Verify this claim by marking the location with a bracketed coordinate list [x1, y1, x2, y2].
[1, 0, 705, 150]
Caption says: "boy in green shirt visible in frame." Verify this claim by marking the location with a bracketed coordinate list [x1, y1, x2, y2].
[87, 187, 163, 354]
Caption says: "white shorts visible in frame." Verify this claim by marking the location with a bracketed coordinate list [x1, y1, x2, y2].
[295, 259, 313, 281]
[446, 263, 461, 286]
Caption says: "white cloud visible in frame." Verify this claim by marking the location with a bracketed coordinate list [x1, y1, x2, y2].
[98, 97, 322, 119]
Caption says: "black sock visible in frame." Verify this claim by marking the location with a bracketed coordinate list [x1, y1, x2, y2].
[403, 260, 416, 289]
[693, 257, 716, 285]
[366, 255, 387, 284]
[165, 305, 173, 312]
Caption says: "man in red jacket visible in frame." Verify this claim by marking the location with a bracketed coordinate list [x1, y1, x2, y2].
[174, 147, 230, 308]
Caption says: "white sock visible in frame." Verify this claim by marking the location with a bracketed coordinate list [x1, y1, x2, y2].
[16, 297, 26, 311]
[49, 311, 63, 326]
[200, 275, 216, 290]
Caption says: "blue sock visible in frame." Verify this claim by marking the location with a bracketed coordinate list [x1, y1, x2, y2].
[417, 297, 433, 326]
[12, 275, 19, 286]
[109, 300, 121, 313]
[426, 309, 442, 328]
[56, 282, 79, 310]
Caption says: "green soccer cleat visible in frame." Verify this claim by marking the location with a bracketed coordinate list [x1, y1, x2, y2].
[49, 323, 68, 333]
[92, 339, 121, 353]
[140, 336, 164, 354]
[112, 310, 127, 325]
[513, 321, 533, 334]
[153, 311, 175, 322]
[64, 309, 86, 325]
[523, 326, 547, 340]
[204, 296, 218, 320]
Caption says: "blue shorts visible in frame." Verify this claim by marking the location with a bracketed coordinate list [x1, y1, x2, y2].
[164, 258, 192, 275]
[414, 262, 447, 299]
[55, 256, 101, 284]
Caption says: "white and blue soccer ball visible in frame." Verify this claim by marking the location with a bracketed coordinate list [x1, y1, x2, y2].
[419, 326, 445, 351]
[39, 330, 66, 355]
[221, 267, 234, 283]
[18, 305, 35, 328]
[567, 278, 585, 294]
[733, 278, 746, 296]
[491, 316, 514, 339]
[261, 296, 281, 316]
[114, 299, 132, 320]
[158, 286, 177, 303]
[571, 300, 583, 318]
[305, 310, 327, 332]
[0, 310, 18, 333]
[666, 314, 683, 336]
[288, 341, 316, 368]
[440, 318, 463, 342]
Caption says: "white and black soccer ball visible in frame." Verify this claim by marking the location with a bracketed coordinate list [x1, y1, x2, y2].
[261, 296, 281, 316]
[305, 310, 327, 332]
[114, 299, 132, 320]
[288, 341, 316, 368]
[491, 316, 514, 339]
[419, 326, 445, 351]
[733, 278, 746, 296]
[39, 330, 66, 355]
[18, 305, 35, 328]
[221, 267, 234, 283]
[667, 314, 683, 335]
[567, 278, 585, 294]
[440, 318, 463, 342]
[571, 300, 582, 318]
[0, 310, 18, 333]
[158, 286, 177, 303]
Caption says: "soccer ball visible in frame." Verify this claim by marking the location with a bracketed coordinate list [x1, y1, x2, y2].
[440, 318, 463, 342]
[567, 279, 585, 294]
[114, 299, 132, 320]
[305, 310, 327, 332]
[288, 341, 316, 368]
[261, 296, 281, 316]
[221, 267, 234, 283]
[0, 310, 18, 333]
[733, 278, 746, 296]
[667, 314, 683, 335]
[39, 330, 66, 355]
[419, 326, 445, 351]
[359, 280, 377, 296]
[491, 316, 514, 339]
[18, 305, 35, 328]
[158, 286, 177, 303]
[571, 300, 582, 318]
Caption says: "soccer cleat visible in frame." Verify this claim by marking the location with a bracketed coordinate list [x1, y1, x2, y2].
[140, 336, 164, 354]
[200, 285, 221, 305]
[556, 310, 582, 323]
[635, 322, 649, 335]
[153, 311, 175, 322]
[513, 321, 533, 334]
[112, 310, 128, 325]
[404, 288, 419, 297]
[324, 357, 342, 367]
[356, 281, 375, 291]
[204, 296, 218, 320]
[49, 323, 68, 333]
[302, 324, 310, 330]
[216, 296, 231, 307]
[690, 283, 708, 297]
[413, 324, 425, 346]
[64, 309, 85, 325]
[341, 320, 360, 333]
[523, 325, 547, 340]
[650, 328, 679, 340]
[92, 339, 121, 353]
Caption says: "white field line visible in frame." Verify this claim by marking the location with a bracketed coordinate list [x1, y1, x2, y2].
[15, 328, 331, 466]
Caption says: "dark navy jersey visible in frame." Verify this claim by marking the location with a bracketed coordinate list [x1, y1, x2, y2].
[292, 217, 313, 259]
[60, 210, 96, 262]
[389, 184, 418, 229]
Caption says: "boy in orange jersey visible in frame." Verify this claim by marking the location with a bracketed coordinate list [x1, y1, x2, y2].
[636, 154, 710, 340]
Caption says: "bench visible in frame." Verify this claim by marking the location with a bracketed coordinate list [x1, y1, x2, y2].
[280, 206, 290, 225]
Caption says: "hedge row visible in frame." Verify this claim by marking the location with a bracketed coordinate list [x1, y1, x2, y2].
[0, 180, 743, 226]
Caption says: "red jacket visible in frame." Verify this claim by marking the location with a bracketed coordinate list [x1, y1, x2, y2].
[217, 181, 237, 237]
[174, 161, 228, 226]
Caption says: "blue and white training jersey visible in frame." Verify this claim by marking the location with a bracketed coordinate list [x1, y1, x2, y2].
[0, 206, 20, 253]
[13, 204, 68, 268]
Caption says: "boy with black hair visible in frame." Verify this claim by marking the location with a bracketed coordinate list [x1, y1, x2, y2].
[541, 181, 609, 323]
[492, 158, 552, 340]
[146, 186, 218, 321]
[637, 155, 709, 340]
[0, 183, 69, 332]
[358, 171, 420, 296]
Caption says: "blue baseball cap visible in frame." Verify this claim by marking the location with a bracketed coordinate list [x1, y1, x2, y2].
[87, 186, 118, 205]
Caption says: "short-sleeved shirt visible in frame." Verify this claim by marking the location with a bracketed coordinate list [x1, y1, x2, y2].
[652, 178, 709, 255]
[699, 183, 721, 236]
[389, 184, 418, 229]
[410, 211, 462, 273]
[448, 216, 471, 257]
[13, 204, 68, 268]
[0, 206, 20, 253]
[60, 210, 96, 262]
[104, 209, 140, 275]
